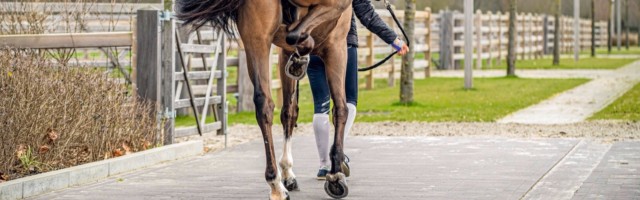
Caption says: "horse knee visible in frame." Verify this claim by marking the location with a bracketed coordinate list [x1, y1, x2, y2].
[265, 166, 278, 181]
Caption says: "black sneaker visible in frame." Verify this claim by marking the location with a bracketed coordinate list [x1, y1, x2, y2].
[316, 167, 330, 180]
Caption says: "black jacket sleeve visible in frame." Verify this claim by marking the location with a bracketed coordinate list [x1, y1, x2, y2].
[352, 0, 398, 45]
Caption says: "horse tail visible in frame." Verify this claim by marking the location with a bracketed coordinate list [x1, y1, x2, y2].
[175, 0, 245, 35]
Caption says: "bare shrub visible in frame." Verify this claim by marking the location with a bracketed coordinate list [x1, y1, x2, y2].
[0, 49, 158, 180]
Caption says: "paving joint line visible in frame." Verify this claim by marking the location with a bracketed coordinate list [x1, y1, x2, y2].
[519, 140, 582, 200]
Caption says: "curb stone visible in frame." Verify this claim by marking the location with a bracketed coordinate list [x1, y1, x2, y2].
[0, 140, 203, 200]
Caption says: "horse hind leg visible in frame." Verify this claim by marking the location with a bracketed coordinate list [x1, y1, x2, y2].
[278, 49, 300, 192]
[237, 1, 289, 198]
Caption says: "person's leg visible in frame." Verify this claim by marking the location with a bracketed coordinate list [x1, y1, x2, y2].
[344, 46, 359, 143]
[307, 55, 331, 172]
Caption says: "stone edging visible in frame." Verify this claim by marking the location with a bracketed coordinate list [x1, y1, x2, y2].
[0, 140, 203, 200]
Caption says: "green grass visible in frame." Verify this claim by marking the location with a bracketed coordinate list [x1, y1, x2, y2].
[488, 57, 637, 70]
[589, 47, 640, 55]
[590, 83, 640, 121]
[176, 77, 588, 126]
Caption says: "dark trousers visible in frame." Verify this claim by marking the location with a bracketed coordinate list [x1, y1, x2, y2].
[307, 46, 358, 114]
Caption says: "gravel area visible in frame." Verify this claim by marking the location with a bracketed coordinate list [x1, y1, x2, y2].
[182, 121, 640, 153]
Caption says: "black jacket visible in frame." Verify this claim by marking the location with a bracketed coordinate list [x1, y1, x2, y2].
[348, 0, 398, 47]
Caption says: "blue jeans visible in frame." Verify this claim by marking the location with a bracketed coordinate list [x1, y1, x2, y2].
[307, 46, 358, 114]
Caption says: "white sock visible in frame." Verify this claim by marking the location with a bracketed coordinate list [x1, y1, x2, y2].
[344, 103, 357, 145]
[313, 113, 331, 168]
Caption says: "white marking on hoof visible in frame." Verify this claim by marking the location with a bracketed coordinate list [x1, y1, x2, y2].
[268, 179, 288, 200]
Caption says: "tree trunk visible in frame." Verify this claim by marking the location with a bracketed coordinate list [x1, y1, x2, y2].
[625, 0, 629, 50]
[553, 0, 561, 65]
[591, 0, 595, 57]
[400, 0, 415, 104]
[506, 0, 516, 76]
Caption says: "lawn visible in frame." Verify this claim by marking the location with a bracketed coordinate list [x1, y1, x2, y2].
[590, 83, 640, 121]
[488, 57, 637, 70]
[176, 77, 588, 126]
[591, 47, 640, 55]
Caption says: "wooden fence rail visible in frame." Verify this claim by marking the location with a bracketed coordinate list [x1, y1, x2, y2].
[434, 10, 612, 70]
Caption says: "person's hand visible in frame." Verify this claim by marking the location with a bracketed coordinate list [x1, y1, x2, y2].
[392, 38, 410, 56]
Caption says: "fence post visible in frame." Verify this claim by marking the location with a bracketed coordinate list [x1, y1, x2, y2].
[543, 15, 549, 55]
[216, 35, 227, 136]
[136, 10, 168, 144]
[237, 48, 255, 112]
[440, 10, 453, 70]
[424, 7, 432, 78]
[486, 11, 493, 68]
[366, 31, 374, 89]
[496, 11, 503, 65]
[475, 10, 482, 69]
[160, 12, 176, 144]
[387, 9, 396, 86]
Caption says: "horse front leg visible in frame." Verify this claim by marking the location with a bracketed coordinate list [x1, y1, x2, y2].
[318, 45, 350, 199]
[278, 49, 300, 192]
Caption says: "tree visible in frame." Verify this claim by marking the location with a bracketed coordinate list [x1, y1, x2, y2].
[507, 0, 517, 76]
[400, 0, 415, 104]
[553, 0, 561, 65]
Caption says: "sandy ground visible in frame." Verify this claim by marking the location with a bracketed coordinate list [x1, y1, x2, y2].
[180, 121, 640, 153]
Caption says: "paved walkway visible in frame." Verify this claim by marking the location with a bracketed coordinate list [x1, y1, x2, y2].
[498, 61, 640, 124]
[31, 136, 640, 200]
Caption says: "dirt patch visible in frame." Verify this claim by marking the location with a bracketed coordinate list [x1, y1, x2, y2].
[181, 120, 640, 153]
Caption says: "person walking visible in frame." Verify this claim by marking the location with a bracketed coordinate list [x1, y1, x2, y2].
[307, 0, 409, 180]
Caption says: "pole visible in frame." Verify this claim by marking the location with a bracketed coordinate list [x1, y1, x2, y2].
[617, 0, 621, 50]
[591, 0, 596, 57]
[464, 0, 474, 89]
[609, 0, 614, 53]
[574, 0, 580, 61]
[624, 0, 629, 50]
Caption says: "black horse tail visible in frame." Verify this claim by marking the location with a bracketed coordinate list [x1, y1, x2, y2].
[175, 0, 245, 35]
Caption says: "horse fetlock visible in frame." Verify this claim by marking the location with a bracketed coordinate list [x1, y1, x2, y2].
[325, 172, 346, 183]
[269, 180, 289, 200]
[282, 177, 299, 191]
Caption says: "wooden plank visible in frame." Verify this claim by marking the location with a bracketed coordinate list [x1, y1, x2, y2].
[0, 2, 162, 14]
[180, 44, 217, 54]
[0, 32, 132, 49]
[175, 96, 222, 109]
[175, 121, 222, 138]
[237, 50, 255, 112]
[175, 71, 223, 81]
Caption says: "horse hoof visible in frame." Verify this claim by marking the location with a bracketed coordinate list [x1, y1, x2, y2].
[324, 174, 348, 199]
[285, 54, 309, 80]
[283, 178, 299, 191]
[285, 32, 308, 45]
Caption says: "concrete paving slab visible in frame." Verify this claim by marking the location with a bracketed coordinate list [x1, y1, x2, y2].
[572, 142, 640, 200]
[31, 136, 579, 200]
[522, 140, 612, 200]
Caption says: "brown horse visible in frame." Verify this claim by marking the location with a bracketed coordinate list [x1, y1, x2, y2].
[176, 0, 353, 199]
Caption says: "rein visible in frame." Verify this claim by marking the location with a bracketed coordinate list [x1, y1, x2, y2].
[357, 0, 411, 72]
